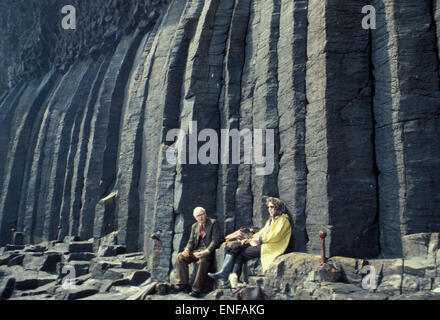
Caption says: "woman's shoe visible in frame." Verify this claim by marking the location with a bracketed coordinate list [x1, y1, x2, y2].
[228, 273, 239, 288]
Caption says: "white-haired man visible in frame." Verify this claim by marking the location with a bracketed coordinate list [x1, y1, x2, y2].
[173, 207, 221, 298]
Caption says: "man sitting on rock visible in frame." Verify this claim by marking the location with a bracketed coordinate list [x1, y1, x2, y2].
[173, 207, 221, 298]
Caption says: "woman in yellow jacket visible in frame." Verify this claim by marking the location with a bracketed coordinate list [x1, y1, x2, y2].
[208, 197, 292, 287]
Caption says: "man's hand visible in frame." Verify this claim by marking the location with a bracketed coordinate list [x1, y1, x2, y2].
[193, 249, 209, 259]
[250, 238, 260, 247]
[182, 249, 190, 258]
[241, 238, 250, 245]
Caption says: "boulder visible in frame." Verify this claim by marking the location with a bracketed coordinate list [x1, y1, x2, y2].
[68, 241, 94, 253]
[7, 254, 24, 267]
[5, 245, 25, 251]
[121, 257, 147, 269]
[23, 245, 47, 253]
[55, 286, 99, 300]
[13, 232, 24, 246]
[111, 278, 130, 287]
[57, 262, 89, 279]
[14, 278, 39, 291]
[129, 270, 150, 285]
[41, 252, 63, 272]
[127, 281, 157, 300]
[63, 236, 81, 243]
[0, 252, 15, 266]
[97, 245, 126, 257]
[90, 263, 123, 281]
[0, 277, 16, 300]
[67, 252, 96, 262]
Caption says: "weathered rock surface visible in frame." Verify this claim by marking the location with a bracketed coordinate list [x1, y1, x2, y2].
[1, 0, 440, 296]
[0, 232, 152, 300]
[0, 232, 439, 300]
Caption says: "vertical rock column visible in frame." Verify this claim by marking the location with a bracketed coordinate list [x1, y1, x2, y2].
[372, 0, 440, 257]
[67, 55, 112, 239]
[0, 71, 59, 245]
[31, 65, 88, 244]
[137, 0, 190, 275]
[435, 0, 440, 64]
[235, 0, 257, 231]
[216, 0, 251, 236]
[78, 31, 143, 241]
[277, 0, 308, 252]
[42, 61, 98, 242]
[115, 16, 161, 253]
[0, 84, 27, 197]
[305, 0, 378, 257]
[249, 0, 281, 229]
[58, 58, 108, 241]
[171, 0, 223, 278]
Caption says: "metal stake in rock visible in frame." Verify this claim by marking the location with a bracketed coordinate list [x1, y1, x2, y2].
[319, 230, 327, 265]
[10, 228, 15, 245]
[151, 231, 162, 273]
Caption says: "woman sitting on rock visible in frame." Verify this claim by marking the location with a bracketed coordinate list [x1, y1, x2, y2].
[208, 197, 292, 288]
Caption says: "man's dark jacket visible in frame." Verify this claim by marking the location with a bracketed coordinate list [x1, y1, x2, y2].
[184, 218, 222, 256]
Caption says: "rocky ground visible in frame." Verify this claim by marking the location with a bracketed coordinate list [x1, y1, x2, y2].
[1, 232, 440, 300]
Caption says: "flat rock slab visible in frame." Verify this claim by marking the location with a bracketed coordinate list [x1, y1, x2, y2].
[67, 252, 96, 262]
[97, 245, 126, 257]
[55, 286, 99, 300]
[7, 254, 24, 267]
[121, 258, 147, 269]
[5, 245, 25, 251]
[68, 242, 94, 253]
[0, 277, 16, 299]
[129, 270, 150, 285]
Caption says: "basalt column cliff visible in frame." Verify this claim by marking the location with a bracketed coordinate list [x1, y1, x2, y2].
[1, 0, 440, 280]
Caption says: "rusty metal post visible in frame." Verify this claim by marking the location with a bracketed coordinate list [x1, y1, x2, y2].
[319, 230, 327, 265]
[10, 228, 15, 245]
[151, 231, 161, 273]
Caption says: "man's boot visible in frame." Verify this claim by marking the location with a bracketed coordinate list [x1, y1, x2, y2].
[207, 254, 235, 281]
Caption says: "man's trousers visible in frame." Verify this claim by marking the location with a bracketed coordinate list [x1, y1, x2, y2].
[175, 251, 211, 293]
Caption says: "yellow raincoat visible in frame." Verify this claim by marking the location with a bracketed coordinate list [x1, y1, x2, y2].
[252, 213, 291, 272]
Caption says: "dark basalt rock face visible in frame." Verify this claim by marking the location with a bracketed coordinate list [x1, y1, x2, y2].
[1, 0, 440, 286]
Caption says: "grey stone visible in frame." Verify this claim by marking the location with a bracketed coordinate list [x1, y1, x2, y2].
[41, 252, 63, 272]
[14, 278, 39, 291]
[111, 278, 130, 287]
[7, 254, 24, 267]
[55, 286, 99, 300]
[5, 245, 25, 251]
[129, 270, 151, 285]
[0, 277, 16, 299]
[68, 241, 94, 253]
[372, 0, 440, 257]
[97, 245, 126, 257]
[126, 281, 158, 300]
[13, 232, 24, 245]
[121, 257, 147, 269]
[67, 252, 96, 262]
[58, 261, 90, 278]
[63, 236, 81, 243]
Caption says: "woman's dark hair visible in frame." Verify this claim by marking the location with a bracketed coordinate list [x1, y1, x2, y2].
[265, 197, 286, 215]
